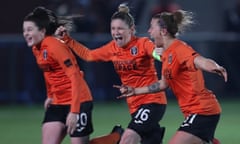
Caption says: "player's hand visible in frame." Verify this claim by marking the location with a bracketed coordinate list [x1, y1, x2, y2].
[113, 85, 135, 99]
[213, 65, 228, 82]
[55, 25, 67, 39]
[66, 112, 78, 135]
[44, 98, 52, 110]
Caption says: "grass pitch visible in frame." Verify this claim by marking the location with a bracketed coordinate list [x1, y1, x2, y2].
[0, 98, 239, 144]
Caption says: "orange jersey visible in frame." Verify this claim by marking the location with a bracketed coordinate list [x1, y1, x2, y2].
[161, 39, 221, 117]
[32, 36, 92, 113]
[66, 36, 167, 114]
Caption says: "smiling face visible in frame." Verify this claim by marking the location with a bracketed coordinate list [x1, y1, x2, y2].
[111, 19, 133, 47]
[148, 18, 164, 48]
[23, 21, 45, 47]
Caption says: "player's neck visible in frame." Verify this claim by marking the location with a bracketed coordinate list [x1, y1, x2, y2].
[163, 37, 175, 50]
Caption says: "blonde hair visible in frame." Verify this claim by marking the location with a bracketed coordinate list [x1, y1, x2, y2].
[173, 10, 194, 34]
[111, 3, 135, 28]
[118, 3, 130, 13]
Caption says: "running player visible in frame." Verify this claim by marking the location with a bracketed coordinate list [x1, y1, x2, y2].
[23, 6, 123, 144]
[55, 3, 167, 144]
[115, 10, 227, 144]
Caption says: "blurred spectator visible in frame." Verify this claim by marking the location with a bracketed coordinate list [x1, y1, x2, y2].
[71, 0, 96, 33]
[151, 0, 181, 16]
[69, 0, 146, 34]
[29, 0, 150, 34]
[224, 0, 240, 32]
[70, 0, 112, 33]
[47, 0, 72, 15]
[222, 0, 240, 96]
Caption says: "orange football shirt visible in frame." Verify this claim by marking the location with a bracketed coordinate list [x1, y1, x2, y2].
[32, 36, 92, 113]
[65, 36, 167, 114]
[161, 39, 221, 117]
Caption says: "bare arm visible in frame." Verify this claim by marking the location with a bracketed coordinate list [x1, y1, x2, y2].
[194, 55, 227, 82]
[114, 76, 168, 98]
[134, 76, 168, 95]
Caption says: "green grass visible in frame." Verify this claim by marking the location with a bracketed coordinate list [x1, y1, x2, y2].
[0, 99, 239, 144]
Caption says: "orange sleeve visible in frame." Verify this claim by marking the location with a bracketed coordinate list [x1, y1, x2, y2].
[48, 38, 92, 113]
[65, 36, 93, 61]
[177, 45, 199, 71]
[68, 72, 92, 113]
[142, 37, 155, 56]
[65, 35, 113, 62]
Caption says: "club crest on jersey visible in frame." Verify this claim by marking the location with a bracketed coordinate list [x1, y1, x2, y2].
[130, 46, 138, 56]
[168, 53, 172, 64]
[43, 49, 48, 60]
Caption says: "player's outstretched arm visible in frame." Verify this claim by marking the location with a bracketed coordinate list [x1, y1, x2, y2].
[194, 55, 228, 82]
[113, 77, 168, 99]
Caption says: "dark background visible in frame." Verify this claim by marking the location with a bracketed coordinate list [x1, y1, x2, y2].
[0, 0, 239, 104]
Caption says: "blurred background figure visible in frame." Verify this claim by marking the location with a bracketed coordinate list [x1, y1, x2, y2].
[151, 0, 181, 15]
[224, 0, 240, 32]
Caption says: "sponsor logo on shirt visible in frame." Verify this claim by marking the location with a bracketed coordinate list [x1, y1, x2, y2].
[113, 60, 137, 71]
[38, 64, 52, 72]
[163, 69, 173, 79]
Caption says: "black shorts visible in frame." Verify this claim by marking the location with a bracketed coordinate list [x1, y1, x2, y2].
[128, 103, 166, 138]
[178, 114, 220, 142]
[42, 101, 93, 137]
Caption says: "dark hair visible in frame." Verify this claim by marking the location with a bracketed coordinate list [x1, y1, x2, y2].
[24, 6, 73, 36]
[111, 3, 135, 28]
[153, 10, 194, 37]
